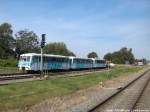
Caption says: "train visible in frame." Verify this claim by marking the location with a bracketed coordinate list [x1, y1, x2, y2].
[18, 53, 107, 71]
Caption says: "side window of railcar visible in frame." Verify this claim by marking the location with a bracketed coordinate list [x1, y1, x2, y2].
[75, 59, 77, 63]
[62, 58, 65, 62]
[96, 60, 101, 63]
[33, 56, 39, 62]
[47, 57, 51, 61]
[82, 59, 84, 63]
[80, 59, 82, 63]
[74, 59, 77, 63]
[60, 58, 65, 62]
[58, 58, 61, 62]
[76, 59, 80, 63]
[64, 58, 69, 62]
[51, 57, 56, 62]
[100, 60, 105, 63]
[62, 58, 67, 62]
[86, 60, 88, 63]
[79, 59, 82, 63]
[60, 58, 63, 62]
[43, 56, 47, 62]
[27, 56, 30, 62]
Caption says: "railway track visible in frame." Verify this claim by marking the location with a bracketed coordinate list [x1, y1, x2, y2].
[88, 69, 150, 112]
[0, 68, 108, 82]
[134, 73, 150, 110]
[0, 74, 40, 81]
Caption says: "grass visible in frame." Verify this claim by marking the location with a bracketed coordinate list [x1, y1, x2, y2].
[0, 67, 20, 74]
[0, 66, 144, 111]
[0, 59, 17, 67]
[0, 58, 19, 74]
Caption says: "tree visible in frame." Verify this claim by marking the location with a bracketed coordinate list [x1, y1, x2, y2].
[104, 53, 112, 61]
[15, 29, 40, 54]
[43, 42, 76, 56]
[87, 52, 98, 58]
[67, 51, 76, 57]
[0, 23, 15, 58]
[104, 47, 135, 64]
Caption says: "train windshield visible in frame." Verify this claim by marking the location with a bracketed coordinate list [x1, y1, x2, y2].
[19, 56, 31, 62]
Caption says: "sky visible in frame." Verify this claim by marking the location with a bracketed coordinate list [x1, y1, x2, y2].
[0, 0, 150, 59]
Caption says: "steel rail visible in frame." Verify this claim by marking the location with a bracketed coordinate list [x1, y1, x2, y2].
[131, 71, 150, 111]
[88, 69, 150, 112]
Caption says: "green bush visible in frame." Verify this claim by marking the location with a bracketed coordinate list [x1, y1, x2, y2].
[0, 58, 17, 67]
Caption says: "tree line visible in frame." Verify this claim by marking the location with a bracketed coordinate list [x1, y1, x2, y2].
[0, 22, 76, 59]
[0, 22, 137, 64]
[104, 47, 135, 64]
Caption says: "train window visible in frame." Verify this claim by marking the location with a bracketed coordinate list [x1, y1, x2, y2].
[52, 57, 56, 61]
[65, 59, 67, 62]
[24, 58, 26, 61]
[96, 60, 105, 63]
[42, 57, 44, 61]
[33, 56, 37, 62]
[27, 56, 30, 62]
[47, 57, 49, 61]
[62, 58, 65, 62]
[38, 56, 41, 62]
[44, 57, 47, 62]
[43, 56, 48, 62]
[50, 57, 53, 61]
[20, 56, 27, 61]
[65, 58, 68, 62]
[60, 58, 62, 62]
[46, 57, 50, 61]
[19, 56, 23, 61]
[49, 57, 53, 61]
[100, 60, 105, 63]
[57, 58, 61, 62]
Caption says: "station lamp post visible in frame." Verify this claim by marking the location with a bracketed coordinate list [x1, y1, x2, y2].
[40, 34, 46, 77]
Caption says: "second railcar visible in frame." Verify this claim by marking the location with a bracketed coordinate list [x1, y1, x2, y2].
[69, 57, 93, 69]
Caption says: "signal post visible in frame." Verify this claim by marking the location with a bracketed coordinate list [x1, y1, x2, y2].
[40, 34, 46, 78]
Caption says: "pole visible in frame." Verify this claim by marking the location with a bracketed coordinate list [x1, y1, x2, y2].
[40, 47, 43, 77]
[40, 34, 46, 78]
[107, 61, 110, 78]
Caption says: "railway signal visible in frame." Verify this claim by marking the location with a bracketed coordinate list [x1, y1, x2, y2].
[41, 34, 46, 48]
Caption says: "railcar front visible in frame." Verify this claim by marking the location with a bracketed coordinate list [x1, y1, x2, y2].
[18, 54, 32, 71]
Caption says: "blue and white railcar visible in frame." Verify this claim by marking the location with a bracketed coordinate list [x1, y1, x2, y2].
[18, 53, 70, 71]
[69, 57, 93, 69]
[92, 59, 107, 68]
[18, 53, 32, 71]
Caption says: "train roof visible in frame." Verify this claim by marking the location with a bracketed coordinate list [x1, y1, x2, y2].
[69, 56, 93, 60]
[20, 53, 69, 58]
[20, 53, 106, 61]
[92, 58, 105, 61]
[69, 57, 104, 60]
